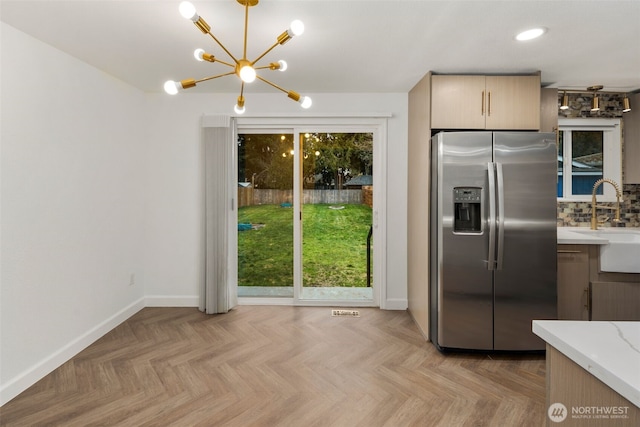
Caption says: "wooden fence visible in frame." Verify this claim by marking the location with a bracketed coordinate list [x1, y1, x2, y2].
[238, 187, 372, 207]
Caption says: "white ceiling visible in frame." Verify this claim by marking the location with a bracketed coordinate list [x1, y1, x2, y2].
[2, 0, 639, 96]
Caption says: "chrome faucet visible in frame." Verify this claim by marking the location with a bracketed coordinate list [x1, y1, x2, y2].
[591, 178, 622, 230]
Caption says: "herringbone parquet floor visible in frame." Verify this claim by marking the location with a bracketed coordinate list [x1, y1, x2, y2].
[0, 306, 546, 426]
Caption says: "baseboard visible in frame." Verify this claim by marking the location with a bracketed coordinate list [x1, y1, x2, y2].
[238, 297, 294, 306]
[0, 297, 145, 406]
[144, 295, 199, 307]
[382, 298, 408, 310]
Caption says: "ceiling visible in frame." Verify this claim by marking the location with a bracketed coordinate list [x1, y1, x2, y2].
[2, 0, 639, 96]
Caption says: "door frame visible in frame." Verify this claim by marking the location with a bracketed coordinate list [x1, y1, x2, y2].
[234, 116, 388, 307]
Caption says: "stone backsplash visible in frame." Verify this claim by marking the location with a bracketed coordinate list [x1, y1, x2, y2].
[558, 92, 627, 119]
[558, 184, 640, 227]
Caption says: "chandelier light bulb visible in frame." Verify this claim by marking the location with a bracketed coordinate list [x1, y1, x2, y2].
[179, 2, 198, 21]
[239, 65, 256, 83]
[278, 60, 288, 71]
[288, 20, 305, 37]
[163, 80, 180, 95]
[194, 48, 205, 61]
[234, 95, 245, 114]
[300, 96, 312, 109]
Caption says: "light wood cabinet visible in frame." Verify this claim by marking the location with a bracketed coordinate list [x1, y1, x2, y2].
[591, 281, 640, 321]
[431, 74, 541, 130]
[431, 75, 486, 129]
[540, 87, 559, 134]
[546, 344, 640, 427]
[557, 245, 590, 320]
[557, 243, 640, 321]
[407, 72, 432, 340]
[623, 93, 640, 184]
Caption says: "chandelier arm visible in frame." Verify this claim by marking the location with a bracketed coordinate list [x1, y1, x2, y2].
[214, 58, 236, 68]
[194, 71, 237, 84]
[206, 32, 240, 64]
[255, 76, 306, 105]
[243, 1, 249, 60]
[256, 75, 288, 94]
[251, 41, 280, 66]
[254, 64, 279, 71]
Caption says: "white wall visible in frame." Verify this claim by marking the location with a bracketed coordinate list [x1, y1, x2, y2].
[143, 92, 409, 309]
[0, 23, 147, 404]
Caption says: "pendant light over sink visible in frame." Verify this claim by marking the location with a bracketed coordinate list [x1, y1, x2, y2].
[164, 0, 312, 114]
[589, 85, 603, 111]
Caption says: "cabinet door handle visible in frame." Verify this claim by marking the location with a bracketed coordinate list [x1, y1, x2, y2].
[557, 250, 582, 254]
[584, 288, 591, 314]
[481, 91, 485, 115]
[488, 91, 491, 116]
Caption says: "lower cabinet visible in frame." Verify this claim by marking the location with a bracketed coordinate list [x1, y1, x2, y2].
[557, 244, 640, 321]
[557, 245, 590, 320]
[591, 281, 640, 321]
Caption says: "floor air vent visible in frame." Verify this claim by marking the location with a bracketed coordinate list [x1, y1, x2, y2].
[331, 309, 360, 317]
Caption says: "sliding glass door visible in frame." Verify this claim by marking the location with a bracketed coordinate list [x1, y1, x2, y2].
[237, 132, 294, 298]
[236, 123, 382, 305]
[300, 132, 374, 301]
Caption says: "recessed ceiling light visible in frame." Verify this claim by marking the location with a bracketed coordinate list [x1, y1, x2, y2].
[516, 27, 547, 41]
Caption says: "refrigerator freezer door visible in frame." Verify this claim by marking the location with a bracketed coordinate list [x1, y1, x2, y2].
[434, 132, 494, 350]
[492, 132, 558, 350]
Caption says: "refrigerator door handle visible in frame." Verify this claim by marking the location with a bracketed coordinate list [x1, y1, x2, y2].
[496, 162, 505, 270]
[487, 162, 496, 270]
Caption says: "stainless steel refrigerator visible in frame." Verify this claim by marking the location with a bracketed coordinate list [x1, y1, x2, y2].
[429, 131, 557, 351]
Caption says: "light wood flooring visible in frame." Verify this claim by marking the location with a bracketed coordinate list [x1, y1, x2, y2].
[0, 306, 546, 426]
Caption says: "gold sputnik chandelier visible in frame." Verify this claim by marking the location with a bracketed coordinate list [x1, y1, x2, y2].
[164, 0, 311, 114]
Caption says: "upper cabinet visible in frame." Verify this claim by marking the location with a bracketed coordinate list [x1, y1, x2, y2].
[431, 74, 541, 130]
[540, 87, 559, 134]
[624, 93, 640, 184]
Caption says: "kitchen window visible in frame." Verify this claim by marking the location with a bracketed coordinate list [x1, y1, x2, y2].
[557, 118, 621, 202]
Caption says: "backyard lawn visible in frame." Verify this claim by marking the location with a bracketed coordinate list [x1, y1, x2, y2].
[238, 203, 372, 287]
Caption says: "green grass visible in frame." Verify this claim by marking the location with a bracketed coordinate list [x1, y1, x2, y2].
[238, 203, 372, 287]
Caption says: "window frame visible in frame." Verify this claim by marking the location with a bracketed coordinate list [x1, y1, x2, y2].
[557, 118, 622, 202]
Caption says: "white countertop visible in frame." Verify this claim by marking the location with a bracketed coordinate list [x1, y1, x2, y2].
[557, 227, 609, 245]
[533, 320, 640, 408]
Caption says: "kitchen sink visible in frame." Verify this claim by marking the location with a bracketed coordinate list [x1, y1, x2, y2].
[572, 228, 640, 273]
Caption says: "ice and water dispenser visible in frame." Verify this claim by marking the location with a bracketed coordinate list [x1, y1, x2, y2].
[453, 187, 482, 233]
